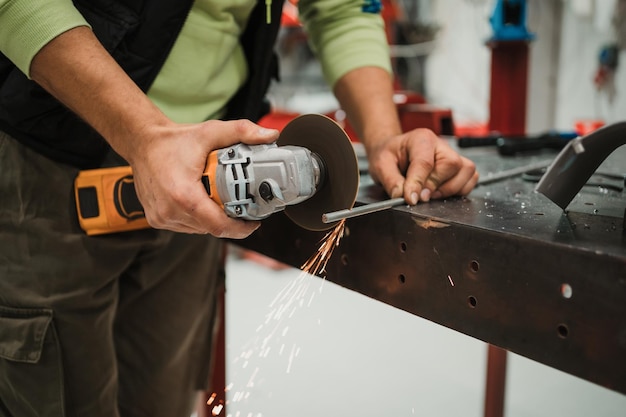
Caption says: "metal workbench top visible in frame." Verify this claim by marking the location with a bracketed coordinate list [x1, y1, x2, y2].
[237, 140, 626, 395]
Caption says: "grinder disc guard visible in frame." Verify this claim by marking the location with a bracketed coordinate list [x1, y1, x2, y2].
[277, 114, 359, 231]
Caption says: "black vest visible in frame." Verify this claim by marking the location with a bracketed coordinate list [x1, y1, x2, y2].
[0, 0, 283, 168]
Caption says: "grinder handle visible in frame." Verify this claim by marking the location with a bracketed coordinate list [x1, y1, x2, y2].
[75, 151, 221, 235]
[201, 150, 223, 207]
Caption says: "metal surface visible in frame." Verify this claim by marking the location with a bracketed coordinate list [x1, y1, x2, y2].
[237, 141, 626, 395]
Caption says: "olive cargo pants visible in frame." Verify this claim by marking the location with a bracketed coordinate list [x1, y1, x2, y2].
[0, 132, 224, 417]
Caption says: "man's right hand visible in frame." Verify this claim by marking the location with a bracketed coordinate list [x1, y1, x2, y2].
[30, 26, 277, 238]
[130, 119, 278, 237]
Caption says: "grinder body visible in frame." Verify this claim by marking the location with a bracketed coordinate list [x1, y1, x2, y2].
[74, 113, 359, 235]
[75, 143, 324, 235]
[204, 143, 323, 221]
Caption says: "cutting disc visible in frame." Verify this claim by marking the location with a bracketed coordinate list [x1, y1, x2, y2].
[278, 113, 359, 231]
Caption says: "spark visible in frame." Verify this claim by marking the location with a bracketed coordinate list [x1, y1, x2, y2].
[300, 219, 346, 276]
[259, 346, 271, 358]
[212, 404, 224, 416]
[247, 367, 259, 388]
[224, 220, 347, 414]
[447, 275, 455, 286]
[286, 344, 297, 374]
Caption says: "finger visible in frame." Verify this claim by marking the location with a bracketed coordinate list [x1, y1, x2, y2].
[369, 151, 406, 199]
[157, 215, 260, 238]
[419, 155, 463, 201]
[171, 205, 260, 238]
[184, 184, 261, 238]
[431, 158, 478, 199]
[143, 178, 260, 238]
[403, 139, 436, 204]
[414, 140, 469, 202]
[203, 119, 279, 150]
[175, 198, 259, 238]
[459, 170, 480, 195]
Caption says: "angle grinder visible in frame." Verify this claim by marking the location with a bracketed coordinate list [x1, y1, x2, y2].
[204, 113, 359, 231]
[74, 113, 359, 235]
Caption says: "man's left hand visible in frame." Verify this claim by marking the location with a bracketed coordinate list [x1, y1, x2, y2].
[366, 127, 479, 205]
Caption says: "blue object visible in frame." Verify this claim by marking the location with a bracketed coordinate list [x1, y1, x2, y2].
[489, 0, 535, 42]
[548, 130, 579, 140]
[362, 0, 382, 14]
[599, 44, 619, 69]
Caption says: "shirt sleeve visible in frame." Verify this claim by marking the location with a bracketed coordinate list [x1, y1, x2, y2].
[297, 0, 392, 88]
[0, 0, 90, 77]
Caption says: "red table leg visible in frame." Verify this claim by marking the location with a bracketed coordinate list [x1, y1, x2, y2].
[488, 40, 530, 136]
[484, 345, 508, 417]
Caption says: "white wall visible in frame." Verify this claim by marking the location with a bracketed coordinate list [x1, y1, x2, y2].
[424, 0, 626, 133]
[424, 0, 493, 126]
[554, 0, 626, 129]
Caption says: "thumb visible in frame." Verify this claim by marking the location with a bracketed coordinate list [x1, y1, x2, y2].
[204, 119, 279, 150]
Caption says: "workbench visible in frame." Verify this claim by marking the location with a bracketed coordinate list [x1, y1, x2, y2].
[236, 140, 626, 400]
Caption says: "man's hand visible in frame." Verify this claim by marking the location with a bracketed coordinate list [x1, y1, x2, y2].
[366, 128, 478, 205]
[333, 66, 478, 205]
[130, 119, 278, 237]
[30, 26, 277, 238]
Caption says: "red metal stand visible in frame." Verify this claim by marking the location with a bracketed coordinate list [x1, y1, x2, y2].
[206, 287, 227, 416]
[484, 345, 508, 417]
[200, 271, 227, 417]
[488, 40, 530, 136]
[484, 38, 530, 417]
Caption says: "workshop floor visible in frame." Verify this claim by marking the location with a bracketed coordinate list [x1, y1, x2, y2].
[222, 247, 626, 417]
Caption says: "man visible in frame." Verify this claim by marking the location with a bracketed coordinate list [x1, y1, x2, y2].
[0, 0, 478, 416]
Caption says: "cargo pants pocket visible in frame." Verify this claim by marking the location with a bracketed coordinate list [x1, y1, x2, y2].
[0, 306, 65, 417]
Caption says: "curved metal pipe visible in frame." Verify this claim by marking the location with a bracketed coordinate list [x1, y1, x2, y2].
[535, 121, 626, 209]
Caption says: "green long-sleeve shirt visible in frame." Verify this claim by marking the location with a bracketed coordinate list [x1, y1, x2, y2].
[0, 0, 391, 123]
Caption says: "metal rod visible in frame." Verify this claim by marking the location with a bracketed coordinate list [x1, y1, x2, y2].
[477, 159, 553, 185]
[322, 159, 555, 224]
[322, 197, 406, 224]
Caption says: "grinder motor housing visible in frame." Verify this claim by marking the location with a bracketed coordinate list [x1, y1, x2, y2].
[206, 142, 324, 221]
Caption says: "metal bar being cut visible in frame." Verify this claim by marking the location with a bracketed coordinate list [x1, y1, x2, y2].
[322, 197, 406, 224]
[322, 159, 554, 224]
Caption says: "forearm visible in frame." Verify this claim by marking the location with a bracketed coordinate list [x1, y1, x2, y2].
[0, 0, 88, 75]
[30, 26, 171, 164]
[334, 65, 478, 204]
[333, 66, 402, 152]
